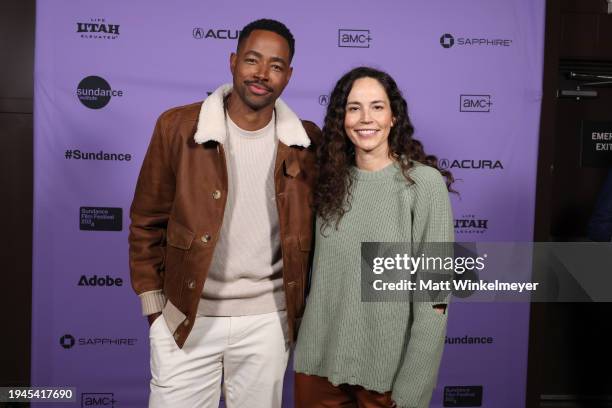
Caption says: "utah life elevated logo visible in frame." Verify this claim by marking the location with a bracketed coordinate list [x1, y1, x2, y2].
[455, 214, 489, 235]
[77, 18, 120, 40]
[76, 76, 124, 109]
[338, 29, 372, 48]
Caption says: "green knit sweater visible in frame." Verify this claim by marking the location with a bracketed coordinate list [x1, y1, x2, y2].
[294, 162, 454, 408]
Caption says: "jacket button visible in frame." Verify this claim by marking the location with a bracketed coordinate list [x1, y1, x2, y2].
[173, 333, 180, 341]
[212, 190, 221, 199]
[187, 280, 196, 289]
[200, 233, 211, 243]
[183, 319, 190, 327]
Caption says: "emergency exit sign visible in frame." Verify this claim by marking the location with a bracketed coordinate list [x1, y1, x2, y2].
[581, 121, 612, 168]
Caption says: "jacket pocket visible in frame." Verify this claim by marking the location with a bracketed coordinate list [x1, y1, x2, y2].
[164, 220, 194, 273]
[167, 220, 195, 250]
[291, 233, 312, 319]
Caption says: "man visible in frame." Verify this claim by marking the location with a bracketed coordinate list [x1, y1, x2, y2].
[129, 19, 320, 407]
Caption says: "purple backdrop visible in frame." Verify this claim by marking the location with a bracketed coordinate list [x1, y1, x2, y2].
[32, 1, 545, 407]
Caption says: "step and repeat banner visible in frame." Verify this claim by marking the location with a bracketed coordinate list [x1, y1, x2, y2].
[32, 1, 545, 407]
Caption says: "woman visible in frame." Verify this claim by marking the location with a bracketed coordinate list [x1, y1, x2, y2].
[294, 67, 455, 408]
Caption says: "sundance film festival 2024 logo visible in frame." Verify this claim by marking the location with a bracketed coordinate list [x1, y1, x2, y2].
[76, 76, 123, 109]
[444, 386, 483, 407]
[80, 207, 122, 231]
[77, 18, 120, 40]
[440, 33, 511, 48]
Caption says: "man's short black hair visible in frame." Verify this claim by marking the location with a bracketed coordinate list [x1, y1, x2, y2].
[237, 19, 295, 62]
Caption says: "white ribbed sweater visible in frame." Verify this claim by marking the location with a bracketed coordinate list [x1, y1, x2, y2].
[198, 113, 285, 316]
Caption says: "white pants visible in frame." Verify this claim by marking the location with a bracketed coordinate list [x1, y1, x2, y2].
[149, 311, 290, 408]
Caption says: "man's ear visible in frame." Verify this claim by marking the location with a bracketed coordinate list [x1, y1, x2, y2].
[230, 52, 237, 76]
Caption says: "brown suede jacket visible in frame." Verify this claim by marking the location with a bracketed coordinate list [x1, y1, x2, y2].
[129, 85, 320, 348]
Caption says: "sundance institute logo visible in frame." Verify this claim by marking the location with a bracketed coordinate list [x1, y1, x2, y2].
[76, 76, 124, 109]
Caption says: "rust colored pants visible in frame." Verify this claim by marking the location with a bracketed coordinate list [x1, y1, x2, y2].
[295, 373, 396, 408]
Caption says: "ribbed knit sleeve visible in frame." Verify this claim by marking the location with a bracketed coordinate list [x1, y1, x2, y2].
[391, 165, 454, 408]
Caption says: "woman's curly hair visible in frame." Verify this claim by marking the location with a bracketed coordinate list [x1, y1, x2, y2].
[315, 66, 455, 231]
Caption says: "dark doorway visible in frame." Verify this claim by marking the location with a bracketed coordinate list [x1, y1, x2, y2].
[0, 0, 34, 400]
[529, 1, 612, 407]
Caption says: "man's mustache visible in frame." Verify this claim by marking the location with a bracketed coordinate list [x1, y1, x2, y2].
[244, 80, 273, 92]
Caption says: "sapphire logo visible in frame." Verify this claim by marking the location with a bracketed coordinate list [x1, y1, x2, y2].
[338, 29, 372, 48]
[460, 95, 492, 112]
[193, 28, 240, 40]
[77, 18, 120, 40]
[76, 76, 123, 109]
[60, 334, 76, 349]
[319, 95, 330, 106]
[60, 334, 137, 348]
[82, 393, 117, 407]
[440, 33, 454, 48]
[440, 33, 512, 49]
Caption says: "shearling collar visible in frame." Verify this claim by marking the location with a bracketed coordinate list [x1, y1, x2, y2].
[193, 83, 311, 148]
